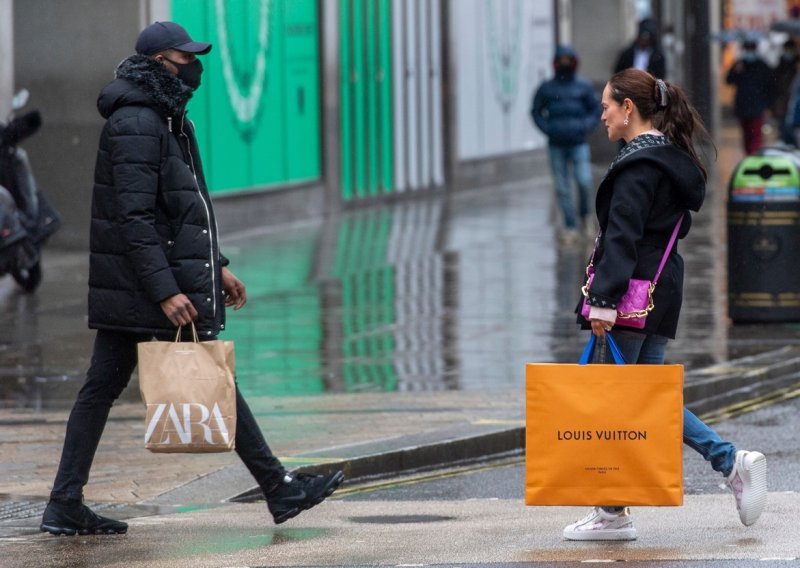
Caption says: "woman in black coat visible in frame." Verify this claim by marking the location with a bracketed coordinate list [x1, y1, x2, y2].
[564, 69, 767, 541]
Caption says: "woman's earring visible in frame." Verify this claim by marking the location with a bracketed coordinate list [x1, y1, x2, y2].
[623, 116, 629, 126]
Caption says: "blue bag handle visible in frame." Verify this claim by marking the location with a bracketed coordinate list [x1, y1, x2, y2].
[578, 333, 627, 365]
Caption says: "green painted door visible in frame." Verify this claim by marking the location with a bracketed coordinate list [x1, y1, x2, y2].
[172, 0, 321, 194]
[339, 0, 394, 201]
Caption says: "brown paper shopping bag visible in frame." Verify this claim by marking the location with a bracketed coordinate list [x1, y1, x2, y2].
[137, 324, 236, 453]
[525, 334, 684, 506]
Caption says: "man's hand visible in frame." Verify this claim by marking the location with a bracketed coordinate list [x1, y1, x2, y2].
[160, 293, 198, 327]
[222, 267, 247, 310]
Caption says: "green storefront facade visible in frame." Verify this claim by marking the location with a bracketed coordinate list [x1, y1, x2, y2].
[339, 0, 394, 201]
[171, 0, 446, 203]
[172, 0, 321, 194]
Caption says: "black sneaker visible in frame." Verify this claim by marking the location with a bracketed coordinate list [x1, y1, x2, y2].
[267, 471, 344, 524]
[40, 500, 128, 536]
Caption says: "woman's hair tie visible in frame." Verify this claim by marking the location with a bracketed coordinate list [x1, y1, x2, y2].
[655, 79, 669, 109]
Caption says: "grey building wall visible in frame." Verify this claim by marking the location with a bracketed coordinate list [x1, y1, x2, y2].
[0, 0, 13, 115]
[570, 0, 636, 87]
[556, 0, 639, 167]
[14, 0, 141, 249]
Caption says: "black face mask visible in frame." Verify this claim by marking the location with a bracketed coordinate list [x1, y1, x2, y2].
[555, 64, 575, 78]
[164, 57, 204, 90]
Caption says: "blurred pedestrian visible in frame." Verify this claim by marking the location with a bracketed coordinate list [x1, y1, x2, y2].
[40, 21, 343, 537]
[773, 39, 799, 145]
[726, 39, 775, 154]
[614, 18, 667, 79]
[660, 23, 684, 82]
[565, 68, 768, 541]
[785, 71, 800, 145]
[531, 45, 601, 245]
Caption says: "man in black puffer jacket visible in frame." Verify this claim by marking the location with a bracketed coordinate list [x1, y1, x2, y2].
[41, 21, 343, 537]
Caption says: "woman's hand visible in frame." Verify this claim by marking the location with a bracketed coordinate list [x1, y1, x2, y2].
[590, 319, 614, 338]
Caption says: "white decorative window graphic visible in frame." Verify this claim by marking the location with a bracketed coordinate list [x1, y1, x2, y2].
[214, 0, 271, 129]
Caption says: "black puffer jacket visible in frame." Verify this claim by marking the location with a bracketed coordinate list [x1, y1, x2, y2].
[576, 134, 705, 339]
[88, 55, 227, 338]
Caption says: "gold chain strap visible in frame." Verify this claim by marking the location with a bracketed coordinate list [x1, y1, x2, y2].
[616, 282, 656, 319]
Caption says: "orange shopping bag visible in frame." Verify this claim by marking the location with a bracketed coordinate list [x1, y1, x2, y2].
[525, 333, 683, 506]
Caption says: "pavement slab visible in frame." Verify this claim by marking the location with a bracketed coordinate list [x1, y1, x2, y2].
[0, 494, 797, 567]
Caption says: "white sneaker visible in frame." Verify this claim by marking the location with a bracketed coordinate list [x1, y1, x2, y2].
[727, 450, 767, 526]
[563, 507, 637, 541]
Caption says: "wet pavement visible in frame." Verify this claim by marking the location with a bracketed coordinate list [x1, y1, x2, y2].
[1, 396, 798, 567]
[1, 121, 800, 543]
[3, 125, 800, 413]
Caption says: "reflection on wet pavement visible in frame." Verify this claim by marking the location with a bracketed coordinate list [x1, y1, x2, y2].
[223, 181, 565, 399]
[3, 140, 800, 409]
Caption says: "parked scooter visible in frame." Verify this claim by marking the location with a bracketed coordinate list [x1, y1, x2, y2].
[0, 89, 60, 292]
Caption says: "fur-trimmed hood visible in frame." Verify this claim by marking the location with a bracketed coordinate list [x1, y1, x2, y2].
[97, 55, 193, 120]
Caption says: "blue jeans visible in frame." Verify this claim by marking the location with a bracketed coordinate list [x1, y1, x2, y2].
[548, 143, 592, 229]
[592, 330, 736, 477]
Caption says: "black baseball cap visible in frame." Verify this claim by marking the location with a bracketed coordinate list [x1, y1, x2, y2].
[135, 21, 212, 56]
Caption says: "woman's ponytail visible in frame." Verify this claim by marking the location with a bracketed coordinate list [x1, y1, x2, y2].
[657, 82, 714, 181]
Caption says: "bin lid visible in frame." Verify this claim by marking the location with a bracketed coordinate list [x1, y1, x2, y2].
[730, 150, 800, 203]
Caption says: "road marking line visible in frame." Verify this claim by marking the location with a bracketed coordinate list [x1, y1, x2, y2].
[700, 384, 800, 424]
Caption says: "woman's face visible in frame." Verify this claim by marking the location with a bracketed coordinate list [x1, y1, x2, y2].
[601, 83, 627, 142]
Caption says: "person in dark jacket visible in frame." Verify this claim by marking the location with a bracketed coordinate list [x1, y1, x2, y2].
[563, 69, 767, 541]
[614, 18, 667, 79]
[531, 45, 601, 244]
[40, 21, 343, 537]
[726, 39, 775, 154]
[773, 39, 798, 145]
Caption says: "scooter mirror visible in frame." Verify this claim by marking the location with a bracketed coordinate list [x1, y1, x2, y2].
[11, 89, 29, 111]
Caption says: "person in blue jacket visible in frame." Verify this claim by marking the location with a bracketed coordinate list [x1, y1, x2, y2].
[531, 46, 601, 244]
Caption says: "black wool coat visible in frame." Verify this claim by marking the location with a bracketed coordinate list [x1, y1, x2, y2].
[89, 55, 228, 338]
[576, 135, 706, 339]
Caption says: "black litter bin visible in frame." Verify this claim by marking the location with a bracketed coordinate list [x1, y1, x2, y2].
[728, 147, 800, 322]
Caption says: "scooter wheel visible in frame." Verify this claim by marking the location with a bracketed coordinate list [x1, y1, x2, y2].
[12, 261, 42, 293]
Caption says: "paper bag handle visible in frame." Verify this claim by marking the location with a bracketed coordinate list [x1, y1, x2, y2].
[578, 333, 626, 365]
[174, 322, 200, 343]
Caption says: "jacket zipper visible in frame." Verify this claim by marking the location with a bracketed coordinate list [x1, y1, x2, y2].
[179, 113, 218, 329]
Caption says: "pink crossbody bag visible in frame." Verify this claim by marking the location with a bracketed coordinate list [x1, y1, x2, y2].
[580, 214, 684, 329]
